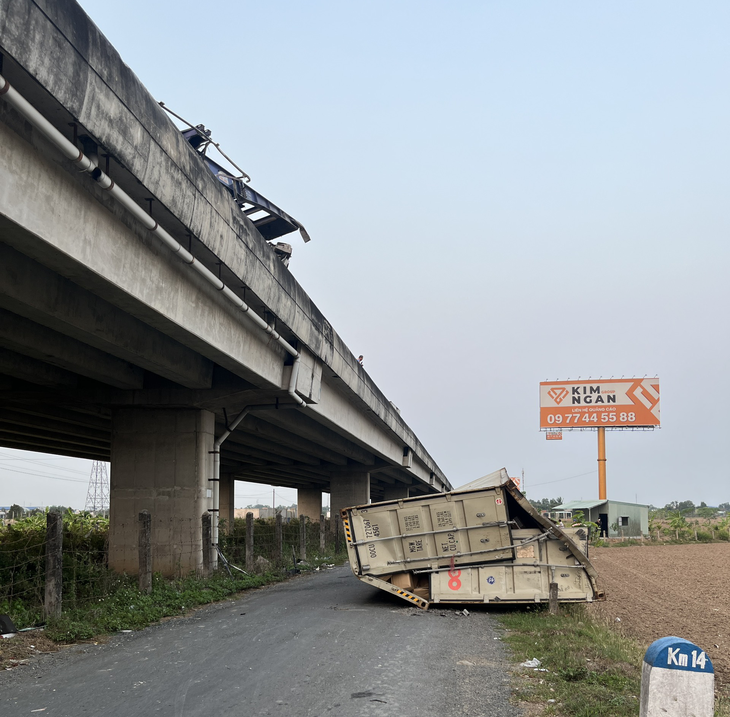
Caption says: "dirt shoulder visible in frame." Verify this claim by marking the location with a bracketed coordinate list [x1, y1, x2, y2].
[586, 542, 730, 693]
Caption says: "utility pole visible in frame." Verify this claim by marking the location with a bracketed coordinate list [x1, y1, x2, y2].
[597, 427, 607, 500]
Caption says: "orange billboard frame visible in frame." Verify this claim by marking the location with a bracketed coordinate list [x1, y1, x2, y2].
[540, 378, 660, 429]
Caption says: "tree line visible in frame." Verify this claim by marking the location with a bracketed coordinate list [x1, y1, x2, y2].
[526, 497, 729, 518]
[2, 505, 98, 521]
[650, 501, 729, 518]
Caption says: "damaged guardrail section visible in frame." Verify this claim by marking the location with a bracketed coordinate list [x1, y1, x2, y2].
[342, 470, 604, 610]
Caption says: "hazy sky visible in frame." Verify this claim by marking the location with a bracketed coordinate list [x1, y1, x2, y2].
[2, 1, 729, 509]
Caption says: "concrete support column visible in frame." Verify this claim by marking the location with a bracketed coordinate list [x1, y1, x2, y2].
[383, 484, 410, 501]
[329, 472, 370, 520]
[219, 473, 235, 533]
[109, 408, 214, 577]
[297, 487, 322, 520]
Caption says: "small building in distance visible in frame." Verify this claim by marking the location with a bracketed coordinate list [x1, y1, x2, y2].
[547, 499, 649, 538]
[233, 506, 332, 521]
[234, 507, 297, 520]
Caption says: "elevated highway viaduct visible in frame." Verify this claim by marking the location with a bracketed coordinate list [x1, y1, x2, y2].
[0, 0, 451, 574]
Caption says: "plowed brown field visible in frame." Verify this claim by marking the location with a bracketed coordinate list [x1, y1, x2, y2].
[586, 543, 730, 693]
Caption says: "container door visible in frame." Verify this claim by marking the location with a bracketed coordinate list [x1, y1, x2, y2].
[350, 509, 399, 573]
[460, 494, 513, 563]
[396, 506, 433, 568]
[428, 503, 462, 561]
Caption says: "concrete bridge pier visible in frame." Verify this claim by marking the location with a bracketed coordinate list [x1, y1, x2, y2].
[219, 473, 235, 533]
[297, 487, 322, 521]
[329, 471, 370, 522]
[109, 408, 215, 576]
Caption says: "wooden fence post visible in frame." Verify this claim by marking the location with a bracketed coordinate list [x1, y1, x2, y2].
[320, 514, 326, 553]
[138, 510, 152, 594]
[44, 511, 63, 619]
[300, 517, 307, 562]
[202, 513, 212, 575]
[275, 512, 283, 564]
[549, 582, 559, 615]
[245, 512, 254, 570]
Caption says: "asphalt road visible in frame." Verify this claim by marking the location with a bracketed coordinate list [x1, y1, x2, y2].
[0, 567, 522, 716]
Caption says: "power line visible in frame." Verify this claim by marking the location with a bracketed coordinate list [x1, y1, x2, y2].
[0, 466, 89, 483]
[0, 456, 91, 475]
[528, 470, 596, 489]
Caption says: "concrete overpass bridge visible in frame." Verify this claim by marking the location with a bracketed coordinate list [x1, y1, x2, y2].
[0, 0, 451, 574]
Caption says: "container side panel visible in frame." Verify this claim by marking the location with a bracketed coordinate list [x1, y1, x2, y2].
[554, 567, 588, 598]
[512, 566, 545, 600]
[544, 538, 581, 567]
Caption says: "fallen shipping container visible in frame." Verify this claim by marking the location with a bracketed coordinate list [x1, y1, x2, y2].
[342, 469, 604, 609]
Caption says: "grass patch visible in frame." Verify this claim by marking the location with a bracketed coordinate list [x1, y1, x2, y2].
[497, 604, 643, 716]
[35, 551, 348, 643]
[42, 570, 274, 642]
[591, 539, 645, 548]
[497, 606, 729, 717]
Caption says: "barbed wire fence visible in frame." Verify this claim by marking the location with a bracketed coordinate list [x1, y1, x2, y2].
[0, 511, 112, 625]
[218, 513, 344, 573]
[1, 510, 346, 627]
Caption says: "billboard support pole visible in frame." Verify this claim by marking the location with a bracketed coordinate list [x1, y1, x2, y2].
[597, 427, 607, 500]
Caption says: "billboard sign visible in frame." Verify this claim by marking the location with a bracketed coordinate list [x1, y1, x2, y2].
[540, 378, 660, 428]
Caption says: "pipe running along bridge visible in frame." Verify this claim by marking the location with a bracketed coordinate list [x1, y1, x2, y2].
[0, 0, 451, 574]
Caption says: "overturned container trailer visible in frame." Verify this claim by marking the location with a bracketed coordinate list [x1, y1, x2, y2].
[342, 469, 604, 610]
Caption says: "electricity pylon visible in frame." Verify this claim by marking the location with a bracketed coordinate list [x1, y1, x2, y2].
[84, 461, 110, 513]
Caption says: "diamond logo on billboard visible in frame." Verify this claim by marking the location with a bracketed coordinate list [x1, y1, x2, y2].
[547, 387, 569, 405]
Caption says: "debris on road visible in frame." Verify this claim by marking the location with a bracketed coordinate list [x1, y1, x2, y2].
[520, 658, 542, 668]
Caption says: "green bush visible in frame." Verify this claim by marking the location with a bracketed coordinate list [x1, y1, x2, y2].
[0, 511, 111, 626]
[0, 515, 47, 611]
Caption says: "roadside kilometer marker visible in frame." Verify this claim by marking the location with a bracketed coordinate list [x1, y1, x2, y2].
[640, 637, 714, 717]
